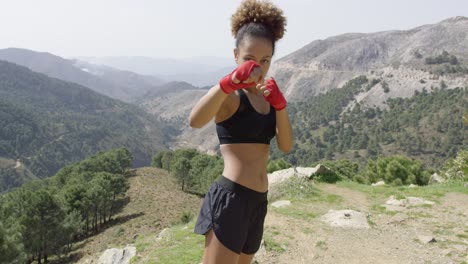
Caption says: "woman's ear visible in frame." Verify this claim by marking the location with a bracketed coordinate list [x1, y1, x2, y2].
[233, 48, 239, 64]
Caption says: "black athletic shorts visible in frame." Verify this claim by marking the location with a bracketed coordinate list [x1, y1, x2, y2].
[194, 175, 268, 255]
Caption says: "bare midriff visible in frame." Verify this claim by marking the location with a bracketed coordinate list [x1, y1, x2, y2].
[220, 143, 270, 193]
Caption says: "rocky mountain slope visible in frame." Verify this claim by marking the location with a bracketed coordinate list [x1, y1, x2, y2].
[270, 16, 468, 105]
[136, 82, 219, 154]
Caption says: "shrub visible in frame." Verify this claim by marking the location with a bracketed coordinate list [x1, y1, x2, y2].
[180, 211, 193, 224]
[440, 150, 468, 181]
[314, 172, 341, 183]
[363, 155, 430, 185]
[312, 159, 359, 181]
[267, 159, 292, 173]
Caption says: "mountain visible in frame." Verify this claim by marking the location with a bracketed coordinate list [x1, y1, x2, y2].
[0, 48, 165, 102]
[0, 60, 168, 191]
[136, 81, 219, 154]
[140, 17, 468, 165]
[270, 16, 468, 105]
[76, 56, 236, 87]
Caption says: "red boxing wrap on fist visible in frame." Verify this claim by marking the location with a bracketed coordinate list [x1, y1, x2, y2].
[219, 60, 260, 94]
[264, 78, 287, 111]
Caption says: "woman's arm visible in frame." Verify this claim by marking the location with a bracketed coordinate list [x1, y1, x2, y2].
[275, 108, 293, 153]
[189, 61, 263, 128]
[188, 85, 229, 128]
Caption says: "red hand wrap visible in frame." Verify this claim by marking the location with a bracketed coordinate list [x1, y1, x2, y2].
[219, 60, 260, 94]
[264, 78, 287, 111]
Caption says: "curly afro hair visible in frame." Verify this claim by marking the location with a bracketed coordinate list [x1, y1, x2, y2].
[231, 0, 287, 54]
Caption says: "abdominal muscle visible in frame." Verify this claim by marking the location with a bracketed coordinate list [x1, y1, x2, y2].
[220, 143, 270, 193]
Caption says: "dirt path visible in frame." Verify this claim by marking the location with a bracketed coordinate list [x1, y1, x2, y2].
[319, 184, 370, 211]
[254, 184, 467, 264]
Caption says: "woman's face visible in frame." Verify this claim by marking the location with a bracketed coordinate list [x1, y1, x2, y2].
[234, 36, 273, 80]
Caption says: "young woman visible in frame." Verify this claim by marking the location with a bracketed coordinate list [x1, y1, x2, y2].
[189, 1, 293, 263]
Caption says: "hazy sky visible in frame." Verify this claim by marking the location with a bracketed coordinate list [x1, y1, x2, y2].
[1, 0, 467, 60]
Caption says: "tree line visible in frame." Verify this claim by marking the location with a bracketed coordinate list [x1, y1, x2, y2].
[0, 148, 132, 264]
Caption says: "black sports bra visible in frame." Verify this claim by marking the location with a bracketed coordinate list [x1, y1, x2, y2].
[216, 89, 276, 145]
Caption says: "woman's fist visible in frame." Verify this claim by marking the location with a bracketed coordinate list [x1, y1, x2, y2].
[219, 61, 262, 94]
[262, 78, 287, 111]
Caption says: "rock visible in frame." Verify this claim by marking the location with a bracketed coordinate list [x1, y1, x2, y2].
[384, 196, 434, 211]
[406, 197, 435, 206]
[295, 167, 317, 178]
[268, 165, 335, 185]
[156, 228, 169, 241]
[268, 168, 297, 184]
[385, 196, 403, 206]
[97, 246, 136, 264]
[371, 181, 385, 186]
[271, 200, 291, 208]
[309, 164, 333, 177]
[386, 213, 409, 224]
[408, 184, 418, 188]
[418, 235, 437, 244]
[429, 173, 446, 184]
[464, 183, 468, 188]
[320, 209, 370, 229]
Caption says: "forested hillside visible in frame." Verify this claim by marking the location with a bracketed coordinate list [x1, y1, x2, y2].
[270, 76, 467, 168]
[0, 60, 168, 192]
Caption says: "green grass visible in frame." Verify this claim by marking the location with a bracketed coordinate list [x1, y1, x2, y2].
[272, 203, 319, 220]
[132, 220, 204, 264]
[337, 180, 468, 201]
[113, 227, 125, 237]
[263, 233, 287, 253]
[366, 214, 377, 227]
[408, 211, 432, 218]
[269, 177, 343, 204]
[370, 204, 399, 216]
[315, 240, 327, 250]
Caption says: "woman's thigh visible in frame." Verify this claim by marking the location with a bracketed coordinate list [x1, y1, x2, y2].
[238, 253, 255, 264]
[203, 229, 239, 264]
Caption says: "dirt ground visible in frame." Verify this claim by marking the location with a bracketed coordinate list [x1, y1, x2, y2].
[254, 184, 468, 264]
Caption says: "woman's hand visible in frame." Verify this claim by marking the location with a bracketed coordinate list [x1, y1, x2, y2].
[219, 61, 263, 94]
[258, 78, 287, 111]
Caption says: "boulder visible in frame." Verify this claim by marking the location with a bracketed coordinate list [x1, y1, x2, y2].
[295, 166, 317, 178]
[271, 200, 291, 208]
[308, 164, 333, 177]
[98, 246, 136, 264]
[268, 164, 334, 185]
[429, 173, 445, 184]
[384, 195, 434, 211]
[371, 181, 385, 186]
[268, 168, 297, 184]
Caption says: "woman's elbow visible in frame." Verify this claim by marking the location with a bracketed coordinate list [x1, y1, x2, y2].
[278, 143, 293, 153]
[188, 117, 203, 128]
